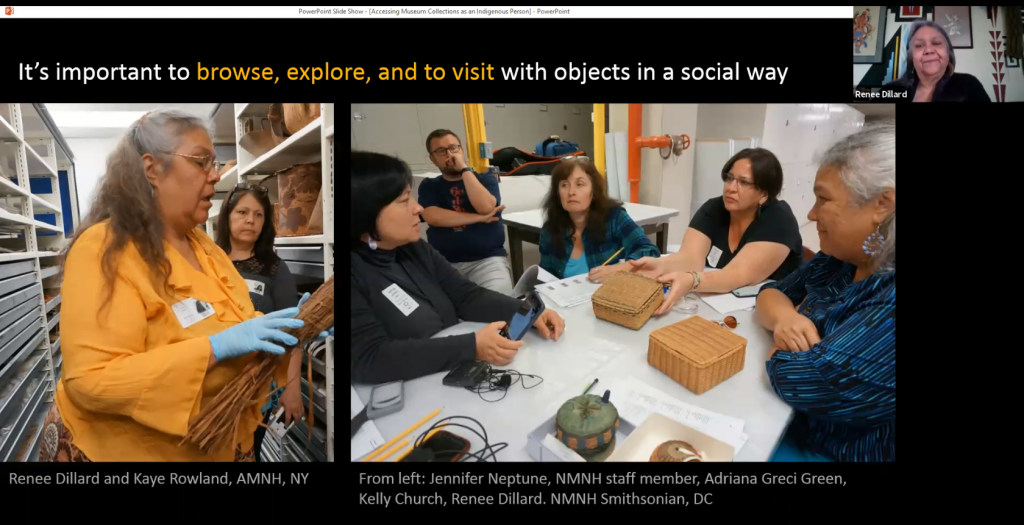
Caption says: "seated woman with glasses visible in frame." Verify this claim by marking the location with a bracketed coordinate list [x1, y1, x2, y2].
[539, 157, 660, 282]
[352, 151, 565, 384]
[214, 181, 303, 461]
[629, 148, 803, 314]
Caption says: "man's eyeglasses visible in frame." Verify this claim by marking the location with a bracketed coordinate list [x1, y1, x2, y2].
[430, 144, 462, 157]
[722, 172, 756, 189]
[171, 152, 218, 173]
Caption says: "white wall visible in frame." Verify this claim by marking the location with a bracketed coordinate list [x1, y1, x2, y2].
[854, 6, 1024, 102]
[485, 104, 594, 155]
[695, 104, 767, 139]
[66, 137, 120, 219]
[608, 103, 628, 134]
[351, 103, 466, 173]
[658, 105, 699, 246]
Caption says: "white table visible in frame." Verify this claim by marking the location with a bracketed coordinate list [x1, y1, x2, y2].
[353, 297, 793, 462]
[501, 202, 680, 283]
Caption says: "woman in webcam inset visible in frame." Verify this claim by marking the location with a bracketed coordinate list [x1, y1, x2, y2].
[884, 19, 990, 102]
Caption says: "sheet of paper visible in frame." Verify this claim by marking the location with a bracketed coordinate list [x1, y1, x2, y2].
[535, 274, 602, 308]
[696, 277, 770, 315]
[611, 377, 748, 454]
[351, 385, 385, 461]
[698, 292, 757, 315]
[512, 265, 558, 298]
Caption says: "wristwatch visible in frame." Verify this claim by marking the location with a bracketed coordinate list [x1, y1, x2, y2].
[459, 167, 474, 174]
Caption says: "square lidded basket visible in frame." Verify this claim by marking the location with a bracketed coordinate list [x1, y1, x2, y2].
[591, 272, 664, 330]
[648, 316, 747, 394]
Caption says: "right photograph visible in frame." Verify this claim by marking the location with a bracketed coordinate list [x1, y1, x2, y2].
[350, 102, 896, 464]
[854, 5, 1024, 101]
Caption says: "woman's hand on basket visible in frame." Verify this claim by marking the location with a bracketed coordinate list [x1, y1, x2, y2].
[208, 307, 304, 362]
[297, 292, 333, 342]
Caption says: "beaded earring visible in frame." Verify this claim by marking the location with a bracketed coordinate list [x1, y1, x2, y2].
[862, 225, 885, 256]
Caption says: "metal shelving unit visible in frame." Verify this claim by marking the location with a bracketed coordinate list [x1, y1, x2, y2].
[0, 102, 78, 462]
[208, 103, 335, 462]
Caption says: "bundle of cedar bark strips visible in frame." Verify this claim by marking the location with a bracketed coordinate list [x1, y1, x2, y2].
[183, 275, 335, 454]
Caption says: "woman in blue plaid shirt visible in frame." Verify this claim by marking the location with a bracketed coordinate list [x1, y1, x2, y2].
[539, 157, 660, 281]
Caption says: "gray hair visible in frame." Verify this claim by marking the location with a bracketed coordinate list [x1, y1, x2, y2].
[896, 19, 956, 86]
[61, 108, 214, 320]
[130, 108, 215, 169]
[818, 121, 896, 272]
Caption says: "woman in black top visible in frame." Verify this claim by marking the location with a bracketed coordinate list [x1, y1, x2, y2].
[214, 182, 300, 461]
[630, 148, 802, 314]
[883, 19, 991, 102]
[351, 151, 565, 384]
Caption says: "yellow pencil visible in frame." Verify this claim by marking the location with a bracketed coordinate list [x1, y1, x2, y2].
[374, 440, 409, 462]
[601, 247, 624, 267]
[361, 407, 442, 462]
[394, 424, 448, 462]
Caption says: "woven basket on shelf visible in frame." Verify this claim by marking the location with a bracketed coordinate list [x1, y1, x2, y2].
[648, 316, 746, 395]
[591, 272, 663, 330]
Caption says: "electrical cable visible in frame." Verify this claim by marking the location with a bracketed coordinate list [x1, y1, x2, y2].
[463, 365, 543, 402]
[405, 416, 508, 462]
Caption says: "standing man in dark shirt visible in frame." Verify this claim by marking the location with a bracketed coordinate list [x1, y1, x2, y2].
[418, 129, 513, 295]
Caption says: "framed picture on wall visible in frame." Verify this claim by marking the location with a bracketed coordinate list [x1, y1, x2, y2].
[854, 6, 888, 63]
[934, 5, 972, 48]
[896, 6, 925, 21]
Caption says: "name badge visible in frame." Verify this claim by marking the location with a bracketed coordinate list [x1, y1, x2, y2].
[382, 283, 419, 317]
[707, 245, 724, 268]
[246, 279, 266, 296]
[172, 297, 216, 329]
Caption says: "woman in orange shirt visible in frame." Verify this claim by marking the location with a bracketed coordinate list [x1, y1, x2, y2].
[39, 109, 330, 462]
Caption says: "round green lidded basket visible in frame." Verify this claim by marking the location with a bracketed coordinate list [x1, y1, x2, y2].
[555, 391, 619, 462]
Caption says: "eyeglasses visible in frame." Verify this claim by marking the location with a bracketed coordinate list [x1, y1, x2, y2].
[430, 144, 462, 157]
[234, 182, 269, 195]
[722, 172, 756, 190]
[560, 155, 590, 161]
[171, 153, 218, 173]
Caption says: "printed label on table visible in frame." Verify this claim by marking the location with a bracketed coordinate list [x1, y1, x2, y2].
[172, 297, 215, 329]
[707, 245, 723, 268]
[245, 279, 266, 296]
[382, 284, 419, 316]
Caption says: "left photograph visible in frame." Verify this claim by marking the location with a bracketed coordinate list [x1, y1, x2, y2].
[0, 103, 336, 462]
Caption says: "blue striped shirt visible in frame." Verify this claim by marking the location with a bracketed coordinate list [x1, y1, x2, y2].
[761, 253, 895, 462]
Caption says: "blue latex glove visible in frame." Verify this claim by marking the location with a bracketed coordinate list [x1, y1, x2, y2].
[298, 292, 333, 342]
[209, 307, 305, 362]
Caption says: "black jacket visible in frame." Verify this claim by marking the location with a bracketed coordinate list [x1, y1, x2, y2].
[884, 72, 991, 102]
[350, 240, 521, 384]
